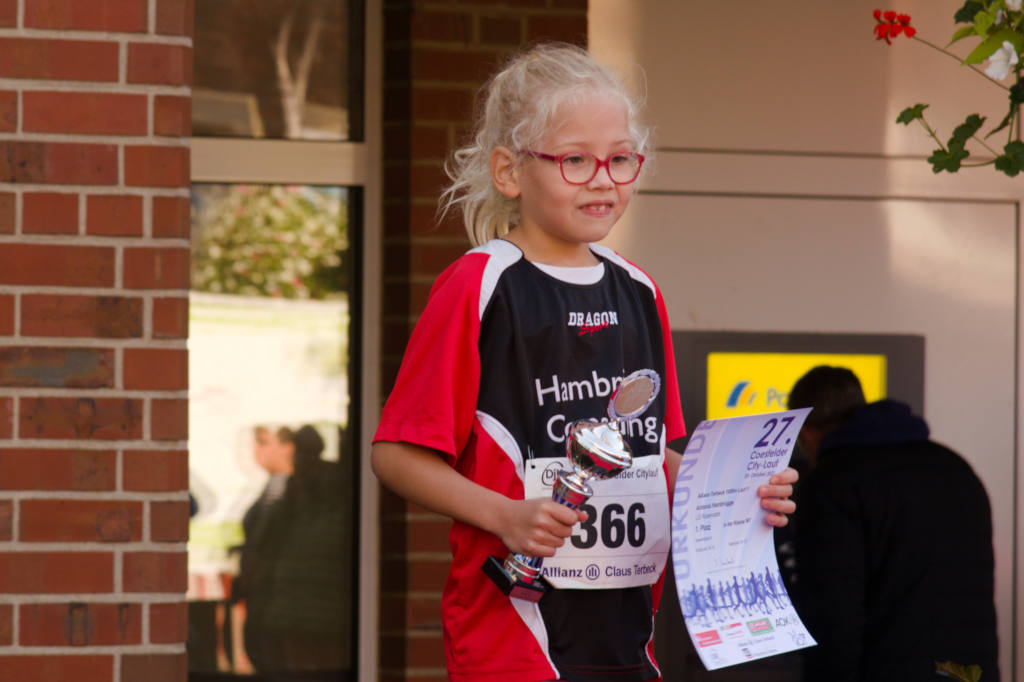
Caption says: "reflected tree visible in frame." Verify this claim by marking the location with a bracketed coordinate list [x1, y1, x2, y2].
[191, 185, 347, 299]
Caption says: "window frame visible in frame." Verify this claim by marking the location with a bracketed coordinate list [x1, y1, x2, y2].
[188, 0, 382, 678]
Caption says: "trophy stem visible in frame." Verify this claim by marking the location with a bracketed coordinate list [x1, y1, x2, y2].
[504, 553, 542, 583]
[551, 471, 592, 509]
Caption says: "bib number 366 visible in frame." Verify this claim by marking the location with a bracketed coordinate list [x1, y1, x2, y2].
[571, 502, 646, 549]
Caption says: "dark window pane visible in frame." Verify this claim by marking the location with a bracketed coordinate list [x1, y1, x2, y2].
[193, 1, 357, 140]
[187, 183, 357, 680]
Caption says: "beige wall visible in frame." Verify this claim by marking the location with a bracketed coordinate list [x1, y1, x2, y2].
[592, 1, 1021, 678]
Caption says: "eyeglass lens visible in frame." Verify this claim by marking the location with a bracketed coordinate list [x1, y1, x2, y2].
[561, 153, 642, 184]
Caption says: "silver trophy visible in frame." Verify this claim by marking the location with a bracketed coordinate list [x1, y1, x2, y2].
[483, 369, 662, 602]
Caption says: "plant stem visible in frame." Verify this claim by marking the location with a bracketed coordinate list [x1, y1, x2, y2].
[912, 36, 1010, 91]
[971, 134, 1000, 156]
[917, 116, 947, 152]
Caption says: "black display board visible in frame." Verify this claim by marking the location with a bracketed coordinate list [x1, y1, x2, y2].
[656, 330, 924, 681]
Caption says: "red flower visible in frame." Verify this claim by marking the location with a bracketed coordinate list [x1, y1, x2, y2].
[873, 9, 915, 44]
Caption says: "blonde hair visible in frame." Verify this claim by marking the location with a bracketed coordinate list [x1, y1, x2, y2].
[440, 43, 650, 247]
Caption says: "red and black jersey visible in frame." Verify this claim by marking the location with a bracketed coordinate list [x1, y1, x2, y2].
[374, 239, 686, 682]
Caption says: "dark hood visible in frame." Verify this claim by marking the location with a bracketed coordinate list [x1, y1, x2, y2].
[819, 399, 929, 454]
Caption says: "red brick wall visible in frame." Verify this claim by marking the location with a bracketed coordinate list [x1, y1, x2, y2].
[380, 1, 587, 679]
[0, 1, 192, 680]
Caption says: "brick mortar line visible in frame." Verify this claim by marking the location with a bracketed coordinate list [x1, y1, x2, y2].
[116, 143, 125, 192]
[114, 345, 125, 391]
[14, 83, 21, 136]
[0, 389, 188, 398]
[0, 80, 191, 96]
[9, 487, 18, 541]
[0, 492, 189, 502]
[76, 193, 86, 236]
[143, 296, 155, 341]
[113, 540, 123, 593]
[142, 187, 154, 238]
[0, 338, 186, 349]
[0, 542, 187, 551]
[8, 595, 16, 650]
[141, 493, 149, 543]
[0, 235, 190, 246]
[10, 382, 18, 440]
[116, 448, 125, 502]
[11, 287, 19, 337]
[0, 28, 192, 45]
[0, 643, 186, 654]
[118, 37, 126, 86]
[114, 243, 125, 291]
[0, 595, 187, 604]
[145, 92, 154, 156]
[0, 132, 191, 146]
[0, 338, 188, 349]
[12, 186, 20, 237]
[0, 184, 190, 197]
[0, 290, 191, 300]
[0, 440, 188, 450]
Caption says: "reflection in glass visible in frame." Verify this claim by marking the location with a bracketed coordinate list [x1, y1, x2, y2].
[187, 183, 355, 680]
[193, 1, 355, 140]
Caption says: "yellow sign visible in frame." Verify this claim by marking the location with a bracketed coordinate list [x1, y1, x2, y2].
[706, 352, 887, 419]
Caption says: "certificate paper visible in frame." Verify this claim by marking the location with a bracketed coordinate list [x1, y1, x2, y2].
[671, 409, 816, 670]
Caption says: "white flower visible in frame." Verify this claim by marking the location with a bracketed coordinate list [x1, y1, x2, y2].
[1008, 0, 1022, 11]
[985, 41, 1019, 80]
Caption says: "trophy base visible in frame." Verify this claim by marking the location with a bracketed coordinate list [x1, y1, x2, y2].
[482, 556, 547, 603]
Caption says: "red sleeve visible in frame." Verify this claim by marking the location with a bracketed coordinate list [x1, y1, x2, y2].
[654, 281, 686, 440]
[372, 253, 487, 464]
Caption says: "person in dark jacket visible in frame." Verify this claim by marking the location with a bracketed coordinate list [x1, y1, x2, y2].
[234, 424, 350, 679]
[787, 366, 998, 682]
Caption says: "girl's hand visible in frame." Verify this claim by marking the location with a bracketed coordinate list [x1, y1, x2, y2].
[758, 466, 798, 527]
[497, 498, 587, 557]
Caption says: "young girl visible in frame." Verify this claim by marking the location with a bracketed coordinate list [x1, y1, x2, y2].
[371, 43, 797, 682]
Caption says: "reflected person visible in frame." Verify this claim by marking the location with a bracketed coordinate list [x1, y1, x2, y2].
[234, 424, 348, 679]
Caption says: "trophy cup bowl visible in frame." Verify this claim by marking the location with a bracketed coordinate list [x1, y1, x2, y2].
[552, 421, 633, 509]
[483, 369, 661, 602]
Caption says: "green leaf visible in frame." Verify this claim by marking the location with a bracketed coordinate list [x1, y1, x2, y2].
[929, 141, 970, 173]
[1009, 79, 1024, 104]
[948, 24, 978, 46]
[986, 110, 1014, 137]
[897, 104, 929, 125]
[995, 140, 1024, 175]
[951, 114, 986, 144]
[973, 9, 994, 37]
[963, 27, 1024, 64]
[986, 82, 1024, 137]
[954, 1, 985, 23]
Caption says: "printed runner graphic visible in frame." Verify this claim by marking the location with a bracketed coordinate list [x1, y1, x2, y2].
[671, 409, 816, 669]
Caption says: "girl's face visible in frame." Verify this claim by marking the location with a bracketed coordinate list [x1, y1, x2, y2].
[511, 91, 636, 264]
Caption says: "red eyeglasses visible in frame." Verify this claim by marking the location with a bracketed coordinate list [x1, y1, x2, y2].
[520, 150, 645, 185]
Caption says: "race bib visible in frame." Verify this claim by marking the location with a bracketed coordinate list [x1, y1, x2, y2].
[523, 453, 670, 589]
